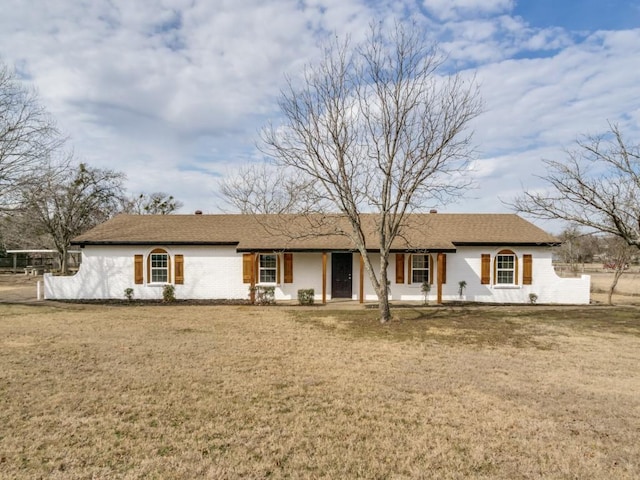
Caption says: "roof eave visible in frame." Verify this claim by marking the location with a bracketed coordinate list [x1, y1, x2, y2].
[452, 241, 560, 247]
[72, 241, 240, 247]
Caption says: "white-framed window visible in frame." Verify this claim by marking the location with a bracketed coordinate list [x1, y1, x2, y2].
[259, 254, 277, 283]
[411, 254, 430, 284]
[496, 253, 515, 284]
[150, 251, 169, 283]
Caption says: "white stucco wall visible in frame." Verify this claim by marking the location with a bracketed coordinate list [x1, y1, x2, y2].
[45, 245, 248, 300]
[381, 246, 590, 304]
[45, 245, 590, 304]
[44, 247, 333, 301]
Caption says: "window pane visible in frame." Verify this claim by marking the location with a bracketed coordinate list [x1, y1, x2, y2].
[497, 271, 513, 284]
[412, 255, 429, 283]
[150, 253, 169, 283]
[412, 269, 428, 284]
[260, 270, 276, 283]
[497, 255, 514, 269]
[152, 269, 168, 283]
[412, 255, 428, 269]
[259, 254, 277, 283]
[496, 254, 515, 284]
[151, 254, 167, 268]
[260, 255, 276, 268]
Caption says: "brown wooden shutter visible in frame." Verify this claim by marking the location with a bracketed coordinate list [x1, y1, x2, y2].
[284, 253, 293, 283]
[395, 254, 405, 284]
[175, 255, 184, 285]
[242, 253, 253, 283]
[523, 254, 532, 285]
[481, 254, 491, 285]
[429, 254, 434, 285]
[408, 255, 413, 284]
[441, 254, 447, 284]
[134, 255, 143, 284]
[276, 254, 281, 284]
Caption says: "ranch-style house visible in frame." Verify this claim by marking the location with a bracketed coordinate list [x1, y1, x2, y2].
[44, 212, 591, 304]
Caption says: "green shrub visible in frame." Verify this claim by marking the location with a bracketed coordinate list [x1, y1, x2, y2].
[162, 284, 176, 302]
[297, 289, 315, 305]
[124, 288, 134, 301]
[529, 293, 538, 304]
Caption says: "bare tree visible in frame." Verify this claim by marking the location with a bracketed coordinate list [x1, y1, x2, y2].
[555, 225, 600, 275]
[220, 163, 325, 214]
[512, 124, 640, 250]
[0, 62, 63, 210]
[124, 192, 184, 215]
[601, 235, 635, 305]
[21, 161, 126, 273]
[228, 22, 480, 323]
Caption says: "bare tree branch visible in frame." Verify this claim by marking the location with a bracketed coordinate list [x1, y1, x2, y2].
[511, 123, 640, 250]
[123, 192, 184, 215]
[223, 21, 481, 323]
[219, 163, 327, 215]
[0, 62, 64, 210]
[20, 160, 126, 273]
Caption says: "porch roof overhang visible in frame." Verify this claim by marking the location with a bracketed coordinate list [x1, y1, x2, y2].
[452, 241, 561, 247]
[236, 247, 458, 253]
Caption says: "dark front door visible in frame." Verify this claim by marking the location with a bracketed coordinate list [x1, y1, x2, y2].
[331, 253, 353, 299]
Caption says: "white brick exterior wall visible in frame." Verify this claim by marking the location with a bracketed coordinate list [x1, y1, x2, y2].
[45, 245, 590, 304]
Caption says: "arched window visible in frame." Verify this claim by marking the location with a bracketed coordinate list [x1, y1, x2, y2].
[148, 248, 171, 284]
[494, 249, 517, 285]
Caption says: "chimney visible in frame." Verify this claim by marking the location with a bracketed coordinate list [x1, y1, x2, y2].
[194, 210, 203, 215]
[429, 209, 438, 214]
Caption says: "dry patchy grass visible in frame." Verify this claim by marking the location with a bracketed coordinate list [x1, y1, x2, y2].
[1, 303, 639, 479]
[590, 270, 640, 304]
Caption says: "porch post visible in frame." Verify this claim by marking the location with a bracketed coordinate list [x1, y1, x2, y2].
[250, 252, 256, 304]
[359, 253, 364, 304]
[322, 252, 327, 304]
[437, 252, 444, 304]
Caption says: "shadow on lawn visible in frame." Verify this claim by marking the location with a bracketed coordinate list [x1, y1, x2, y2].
[293, 304, 640, 349]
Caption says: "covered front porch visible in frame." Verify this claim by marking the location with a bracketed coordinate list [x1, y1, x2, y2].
[241, 250, 449, 304]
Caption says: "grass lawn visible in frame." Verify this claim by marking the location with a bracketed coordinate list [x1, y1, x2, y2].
[1, 303, 639, 479]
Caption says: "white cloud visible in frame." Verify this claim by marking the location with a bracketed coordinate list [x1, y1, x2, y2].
[0, 0, 638, 224]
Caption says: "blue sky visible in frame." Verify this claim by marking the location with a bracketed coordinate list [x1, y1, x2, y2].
[0, 0, 638, 233]
[514, 0, 640, 30]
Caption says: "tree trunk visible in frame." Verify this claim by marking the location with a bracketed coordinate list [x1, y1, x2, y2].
[378, 290, 391, 323]
[60, 246, 68, 275]
[377, 254, 392, 324]
[607, 268, 624, 305]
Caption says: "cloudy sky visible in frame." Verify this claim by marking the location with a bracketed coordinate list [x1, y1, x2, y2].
[1, 0, 639, 232]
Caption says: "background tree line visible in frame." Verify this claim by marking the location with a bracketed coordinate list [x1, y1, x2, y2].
[0, 62, 182, 273]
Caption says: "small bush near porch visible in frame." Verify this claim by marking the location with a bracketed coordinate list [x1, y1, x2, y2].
[1, 303, 639, 478]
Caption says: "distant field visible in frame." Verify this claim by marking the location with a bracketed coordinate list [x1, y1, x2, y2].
[1, 303, 639, 479]
[554, 264, 640, 304]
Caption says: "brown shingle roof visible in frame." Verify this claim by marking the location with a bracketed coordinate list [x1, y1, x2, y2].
[72, 213, 558, 251]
